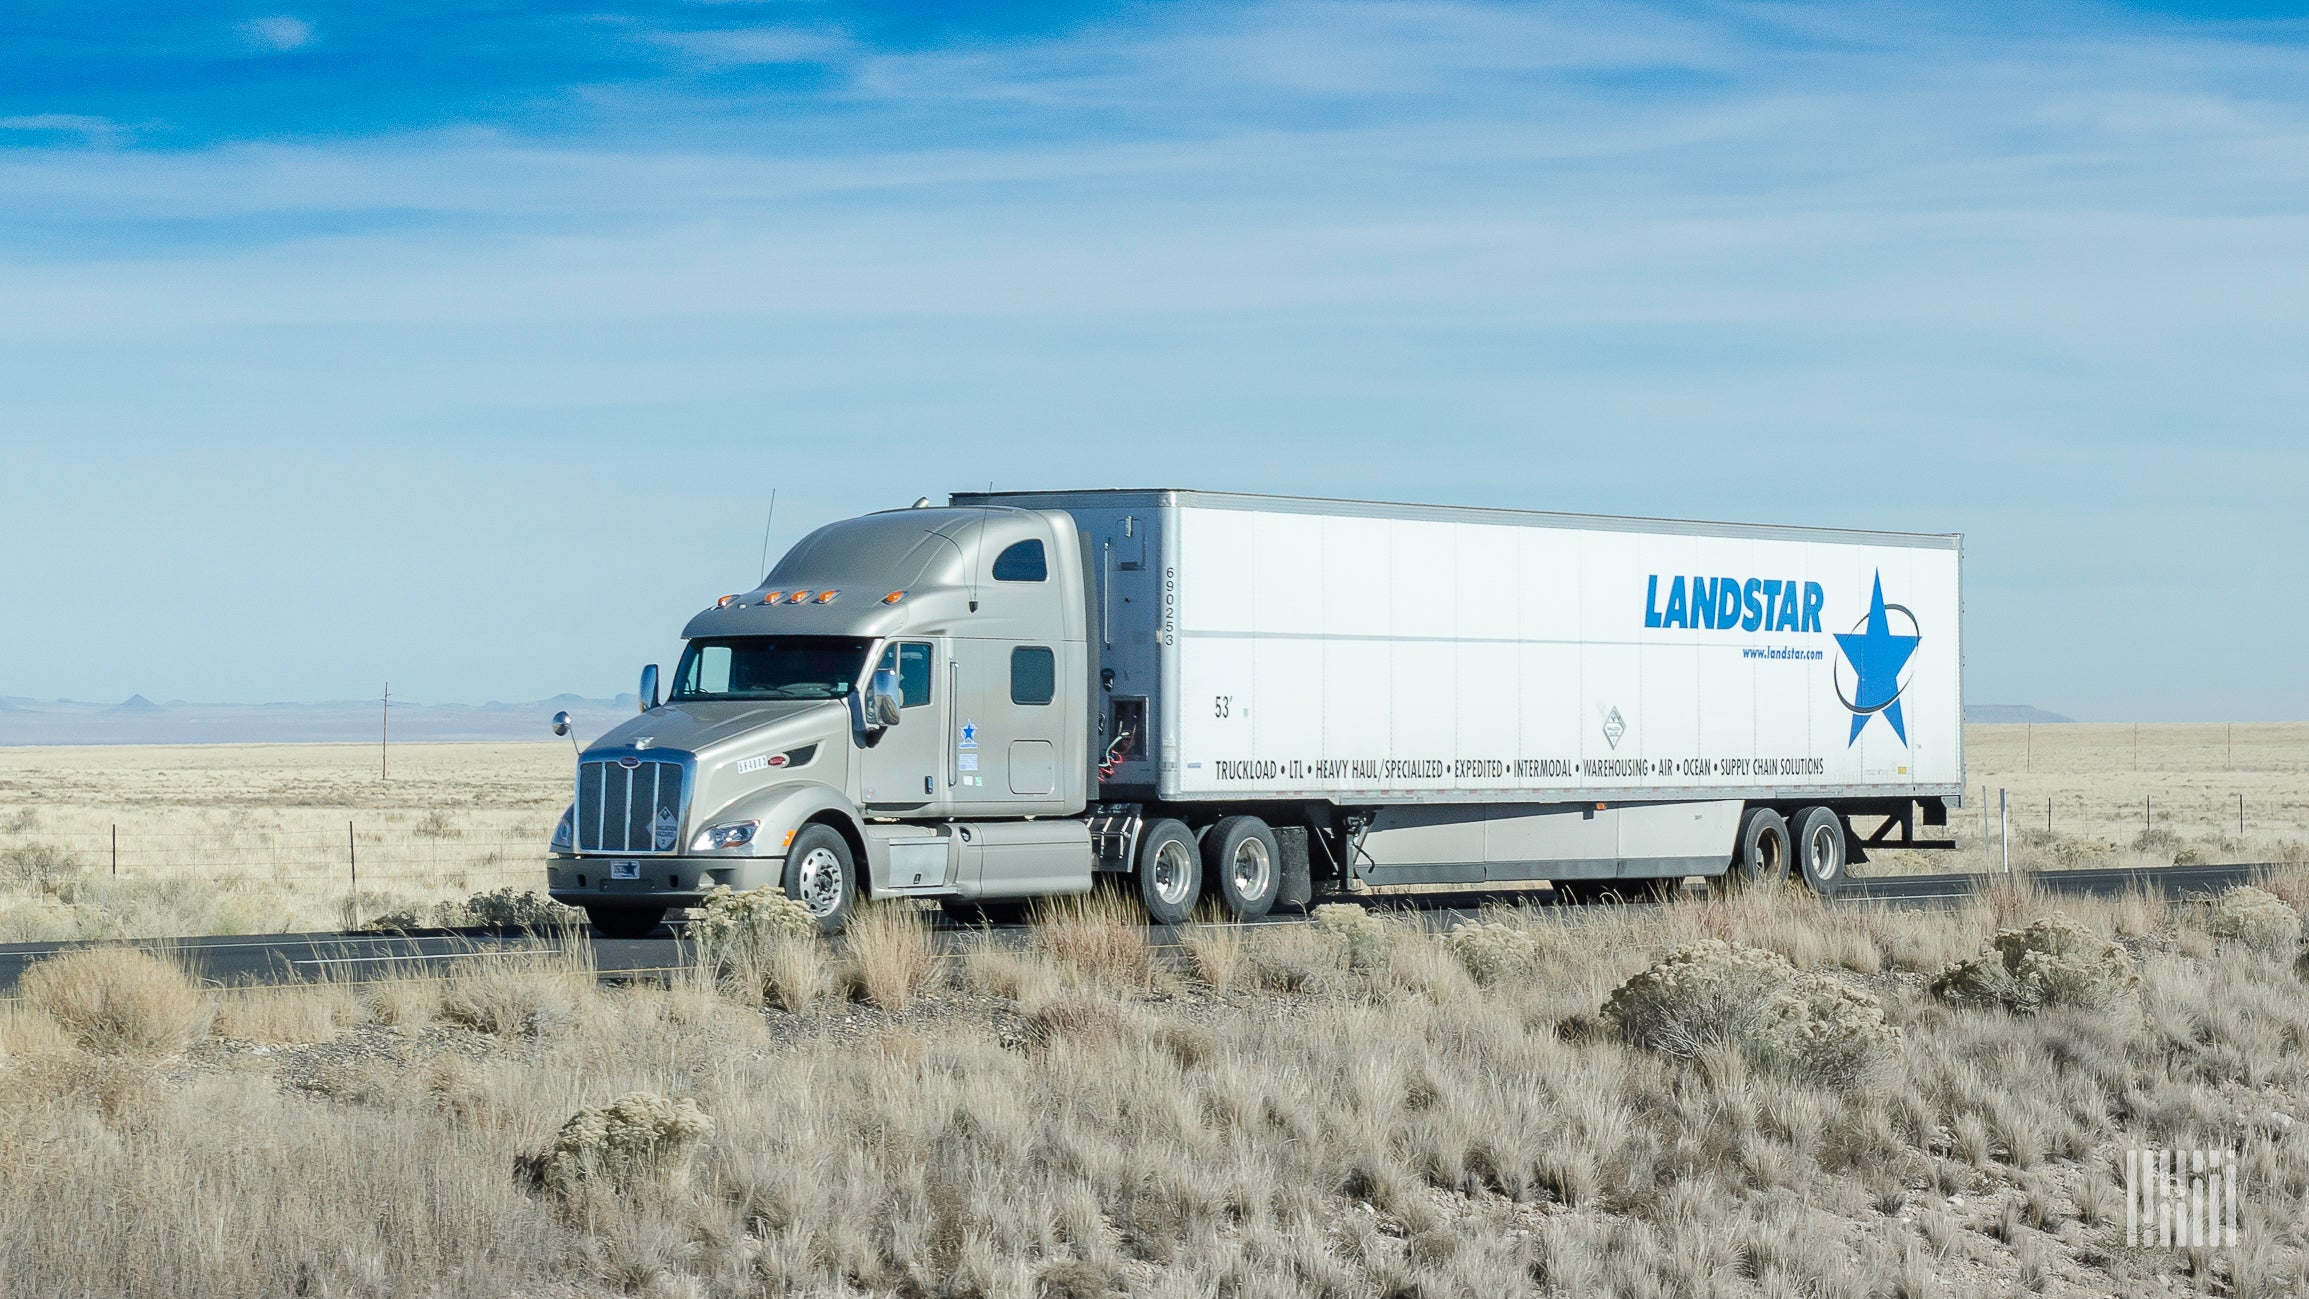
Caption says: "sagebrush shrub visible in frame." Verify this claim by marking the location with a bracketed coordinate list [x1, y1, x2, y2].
[692, 885, 817, 955]
[1443, 921, 1540, 986]
[17, 946, 210, 1057]
[1930, 913, 2139, 1013]
[463, 887, 575, 930]
[1601, 939, 1899, 1086]
[534, 1092, 712, 1193]
[1311, 904, 1388, 971]
[2206, 886, 2302, 954]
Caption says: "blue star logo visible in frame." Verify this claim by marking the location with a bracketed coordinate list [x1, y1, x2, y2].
[1832, 572, 1921, 745]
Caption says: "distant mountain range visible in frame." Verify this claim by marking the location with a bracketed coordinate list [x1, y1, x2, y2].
[0, 694, 639, 746]
[1962, 704, 2074, 724]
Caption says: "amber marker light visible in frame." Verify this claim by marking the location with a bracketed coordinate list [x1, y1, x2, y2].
[815, 589, 839, 604]
[716, 594, 736, 608]
[882, 591, 906, 604]
[786, 591, 809, 605]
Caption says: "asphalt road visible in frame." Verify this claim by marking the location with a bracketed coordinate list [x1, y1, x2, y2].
[0, 861, 2275, 994]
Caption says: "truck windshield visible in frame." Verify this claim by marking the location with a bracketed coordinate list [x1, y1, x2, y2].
[669, 636, 874, 702]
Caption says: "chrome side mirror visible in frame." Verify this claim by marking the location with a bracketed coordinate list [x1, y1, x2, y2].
[639, 664, 660, 712]
[865, 668, 903, 730]
[550, 710, 573, 737]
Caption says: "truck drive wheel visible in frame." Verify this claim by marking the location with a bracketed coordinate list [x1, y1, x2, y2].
[585, 905, 666, 940]
[1202, 815, 1281, 921]
[1722, 808, 1791, 892]
[785, 824, 858, 935]
[1134, 818, 1201, 926]
[1792, 807, 1847, 896]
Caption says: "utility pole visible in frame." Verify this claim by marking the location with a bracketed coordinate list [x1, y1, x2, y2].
[380, 681, 390, 781]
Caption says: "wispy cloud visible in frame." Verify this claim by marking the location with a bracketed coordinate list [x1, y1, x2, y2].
[240, 15, 314, 52]
[645, 24, 853, 67]
[3, 1, 2308, 712]
[0, 114, 122, 143]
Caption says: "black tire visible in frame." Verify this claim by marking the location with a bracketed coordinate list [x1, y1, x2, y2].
[784, 823, 858, 934]
[940, 899, 1031, 928]
[585, 905, 666, 940]
[1791, 806, 1848, 896]
[1134, 818, 1201, 925]
[1722, 808, 1792, 893]
[1201, 815, 1281, 920]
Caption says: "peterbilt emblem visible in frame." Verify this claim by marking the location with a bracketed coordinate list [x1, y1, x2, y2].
[618, 756, 641, 769]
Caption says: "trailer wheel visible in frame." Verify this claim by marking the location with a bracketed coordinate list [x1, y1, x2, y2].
[584, 905, 666, 940]
[1792, 807, 1847, 896]
[1723, 808, 1791, 892]
[1134, 818, 1201, 925]
[784, 824, 857, 934]
[1202, 815, 1280, 920]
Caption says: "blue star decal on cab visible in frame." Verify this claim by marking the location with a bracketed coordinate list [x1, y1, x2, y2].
[1833, 572, 1921, 745]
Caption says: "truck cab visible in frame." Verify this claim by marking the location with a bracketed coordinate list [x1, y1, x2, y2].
[547, 503, 1095, 937]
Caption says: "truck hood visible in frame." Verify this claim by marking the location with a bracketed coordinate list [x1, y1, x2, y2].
[584, 699, 847, 762]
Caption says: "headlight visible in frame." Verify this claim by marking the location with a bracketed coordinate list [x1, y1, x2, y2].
[551, 805, 575, 850]
[692, 820, 760, 852]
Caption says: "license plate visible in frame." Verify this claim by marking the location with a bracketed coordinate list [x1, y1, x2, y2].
[609, 860, 640, 881]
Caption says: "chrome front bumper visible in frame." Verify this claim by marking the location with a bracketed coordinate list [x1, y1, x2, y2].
[546, 853, 785, 907]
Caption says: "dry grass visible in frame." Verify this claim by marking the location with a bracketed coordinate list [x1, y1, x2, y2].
[14, 946, 211, 1056]
[2, 884, 2307, 1295]
[1031, 887, 1158, 989]
[838, 903, 938, 1009]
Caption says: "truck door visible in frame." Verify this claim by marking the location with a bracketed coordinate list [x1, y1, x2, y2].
[857, 640, 945, 814]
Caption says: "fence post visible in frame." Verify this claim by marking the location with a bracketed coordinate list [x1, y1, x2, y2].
[1982, 785, 1991, 872]
[2239, 793, 2245, 839]
[2000, 788, 2009, 874]
[110, 824, 117, 878]
[348, 821, 359, 930]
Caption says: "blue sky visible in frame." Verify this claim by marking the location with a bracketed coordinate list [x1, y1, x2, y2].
[3, 0, 2305, 719]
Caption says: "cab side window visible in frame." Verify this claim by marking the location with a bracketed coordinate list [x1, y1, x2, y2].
[1010, 646, 1055, 705]
[874, 642, 935, 707]
[992, 539, 1047, 582]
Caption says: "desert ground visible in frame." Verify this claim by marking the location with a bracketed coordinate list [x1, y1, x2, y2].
[4, 873, 2307, 1296]
[0, 724, 2303, 940]
[1, 726, 2305, 1294]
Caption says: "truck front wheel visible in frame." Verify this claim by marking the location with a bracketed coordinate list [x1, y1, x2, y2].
[1202, 816, 1280, 920]
[785, 824, 858, 935]
[1792, 807, 1847, 896]
[585, 905, 666, 940]
[1135, 819, 1201, 925]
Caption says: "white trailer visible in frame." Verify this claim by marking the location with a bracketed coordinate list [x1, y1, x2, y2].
[963, 489, 1963, 905]
[550, 488, 1964, 937]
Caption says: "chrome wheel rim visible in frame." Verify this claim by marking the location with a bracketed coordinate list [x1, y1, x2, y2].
[1807, 827, 1840, 880]
[796, 846, 845, 916]
[1150, 839, 1194, 906]
[1230, 836, 1272, 902]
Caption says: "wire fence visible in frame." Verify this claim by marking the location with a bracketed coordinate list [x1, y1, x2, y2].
[0, 826, 544, 893]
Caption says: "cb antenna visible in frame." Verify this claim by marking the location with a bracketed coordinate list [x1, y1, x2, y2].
[755, 489, 778, 582]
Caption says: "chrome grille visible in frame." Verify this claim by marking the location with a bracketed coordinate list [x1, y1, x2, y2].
[577, 759, 687, 854]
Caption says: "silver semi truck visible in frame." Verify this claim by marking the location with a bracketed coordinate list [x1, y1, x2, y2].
[547, 489, 1964, 936]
